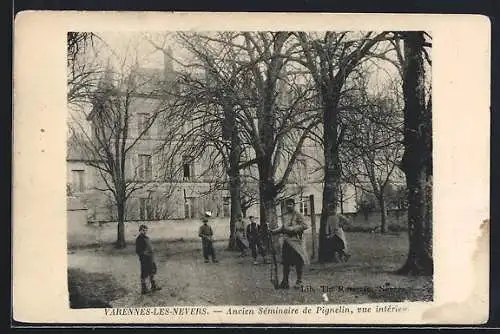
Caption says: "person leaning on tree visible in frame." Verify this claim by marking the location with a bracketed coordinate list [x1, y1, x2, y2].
[325, 213, 351, 262]
[135, 224, 162, 295]
[271, 198, 310, 289]
[234, 214, 249, 257]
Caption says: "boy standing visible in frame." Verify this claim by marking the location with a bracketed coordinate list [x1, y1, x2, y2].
[135, 224, 162, 295]
[198, 212, 218, 263]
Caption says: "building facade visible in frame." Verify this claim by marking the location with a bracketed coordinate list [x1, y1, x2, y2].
[67, 52, 370, 223]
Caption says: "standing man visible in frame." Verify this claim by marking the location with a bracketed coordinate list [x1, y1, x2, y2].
[135, 224, 162, 295]
[271, 198, 309, 289]
[246, 216, 267, 265]
[198, 211, 218, 263]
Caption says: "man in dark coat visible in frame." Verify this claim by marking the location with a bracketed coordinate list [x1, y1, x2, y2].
[246, 216, 267, 265]
[135, 224, 162, 294]
[198, 211, 218, 263]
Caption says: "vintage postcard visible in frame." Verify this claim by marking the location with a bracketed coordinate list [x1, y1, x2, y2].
[13, 12, 490, 325]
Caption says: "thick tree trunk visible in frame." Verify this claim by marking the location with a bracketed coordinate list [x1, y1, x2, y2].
[258, 170, 278, 229]
[259, 174, 280, 287]
[227, 171, 242, 251]
[262, 198, 278, 230]
[115, 196, 126, 249]
[259, 202, 266, 227]
[224, 102, 243, 251]
[378, 195, 388, 233]
[397, 172, 433, 275]
[319, 92, 341, 263]
[397, 31, 433, 276]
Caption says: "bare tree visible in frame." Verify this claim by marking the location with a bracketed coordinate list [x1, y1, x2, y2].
[150, 32, 319, 254]
[235, 32, 320, 233]
[147, 31, 258, 250]
[341, 87, 405, 233]
[395, 32, 433, 275]
[292, 31, 390, 262]
[354, 31, 432, 274]
[67, 32, 102, 107]
[69, 61, 175, 248]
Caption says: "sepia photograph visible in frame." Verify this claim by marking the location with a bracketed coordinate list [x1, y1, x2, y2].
[66, 30, 433, 308]
[12, 12, 490, 325]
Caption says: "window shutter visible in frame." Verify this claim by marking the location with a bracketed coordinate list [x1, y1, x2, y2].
[151, 154, 157, 181]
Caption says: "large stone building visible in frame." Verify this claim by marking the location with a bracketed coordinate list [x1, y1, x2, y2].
[67, 52, 363, 223]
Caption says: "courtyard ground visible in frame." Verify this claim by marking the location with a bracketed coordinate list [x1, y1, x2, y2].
[67, 231, 432, 307]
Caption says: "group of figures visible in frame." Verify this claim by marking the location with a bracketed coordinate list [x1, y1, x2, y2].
[234, 214, 270, 265]
[134, 199, 351, 294]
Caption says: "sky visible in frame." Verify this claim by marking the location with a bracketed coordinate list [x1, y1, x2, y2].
[91, 31, 185, 72]
[70, 31, 429, 130]
[90, 31, 407, 84]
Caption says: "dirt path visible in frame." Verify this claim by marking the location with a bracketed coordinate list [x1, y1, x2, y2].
[68, 235, 432, 307]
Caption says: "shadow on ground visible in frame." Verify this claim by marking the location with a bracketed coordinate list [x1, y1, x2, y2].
[68, 268, 128, 308]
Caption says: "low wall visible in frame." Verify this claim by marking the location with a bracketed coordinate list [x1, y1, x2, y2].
[67, 209, 408, 248]
[67, 197, 92, 245]
[67, 218, 231, 248]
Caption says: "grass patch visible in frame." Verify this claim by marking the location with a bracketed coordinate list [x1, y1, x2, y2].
[68, 268, 128, 308]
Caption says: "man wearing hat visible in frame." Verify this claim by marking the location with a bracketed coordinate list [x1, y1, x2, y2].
[271, 198, 309, 289]
[198, 211, 218, 263]
[246, 215, 267, 265]
[135, 224, 162, 294]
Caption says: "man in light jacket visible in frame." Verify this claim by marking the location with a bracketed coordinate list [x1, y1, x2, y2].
[271, 199, 309, 289]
